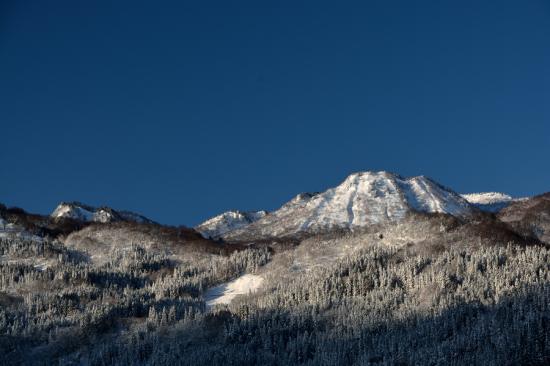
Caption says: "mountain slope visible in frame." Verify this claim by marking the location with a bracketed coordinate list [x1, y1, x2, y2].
[195, 210, 268, 239]
[223, 171, 475, 240]
[63, 221, 241, 265]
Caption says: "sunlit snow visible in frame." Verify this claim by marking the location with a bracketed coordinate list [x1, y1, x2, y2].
[204, 274, 264, 307]
[461, 192, 526, 212]
[223, 171, 474, 240]
[196, 210, 268, 239]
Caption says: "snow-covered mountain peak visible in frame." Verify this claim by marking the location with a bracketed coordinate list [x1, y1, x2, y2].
[51, 202, 153, 224]
[343, 170, 395, 180]
[195, 210, 268, 239]
[461, 192, 524, 212]
[51, 202, 96, 222]
[222, 171, 475, 240]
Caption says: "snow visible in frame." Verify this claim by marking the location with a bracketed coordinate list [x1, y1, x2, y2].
[461, 192, 524, 212]
[401, 176, 471, 215]
[462, 192, 513, 205]
[92, 209, 111, 223]
[196, 210, 268, 239]
[204, 274, 264, 307]
[224, 171, 474, 239]
[51, 203, 95, 221]
[51, 202, 153, 224]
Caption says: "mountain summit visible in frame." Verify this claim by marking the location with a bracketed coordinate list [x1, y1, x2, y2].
[195, 210, 268, 239]
[201, 171, 475, 240]
[51, 202, 154, 224]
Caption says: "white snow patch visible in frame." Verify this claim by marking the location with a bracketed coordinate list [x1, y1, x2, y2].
[204, 274, 264, 307]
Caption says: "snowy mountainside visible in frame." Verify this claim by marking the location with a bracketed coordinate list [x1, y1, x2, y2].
[461, 192, 525, 212]
[223, 171, 475, 240]
[51, 202, 154, 224]
[196, 210, 268, 239]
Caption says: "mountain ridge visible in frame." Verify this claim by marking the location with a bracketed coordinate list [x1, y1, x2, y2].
[51, 201, 155, 224]
[208, 171, 476, 241]
[461, 192, 525, 212]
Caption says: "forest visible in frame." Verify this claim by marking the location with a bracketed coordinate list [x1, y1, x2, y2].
[0, 232, 548, 365]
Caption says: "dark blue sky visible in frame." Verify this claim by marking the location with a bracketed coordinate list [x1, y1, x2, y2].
[1, 1, 549, 226]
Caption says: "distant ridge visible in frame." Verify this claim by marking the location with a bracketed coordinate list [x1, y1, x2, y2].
[461, 192, 525, 212]
[51, 202, 155, 224]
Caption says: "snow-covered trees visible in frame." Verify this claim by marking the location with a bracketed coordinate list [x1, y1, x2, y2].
[0, 235, 548, 365]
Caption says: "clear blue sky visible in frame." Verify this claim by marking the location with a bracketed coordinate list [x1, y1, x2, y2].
[1, 1, 549, 226]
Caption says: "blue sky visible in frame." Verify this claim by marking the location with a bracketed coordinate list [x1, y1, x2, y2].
[1, 0, 549, 225]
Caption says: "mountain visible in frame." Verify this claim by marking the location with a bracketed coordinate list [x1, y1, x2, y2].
[222, 171, 475, 240]
[51, 202, 155, 224]
[461, 192, 524, 212]
[195, 210, 268, 239]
